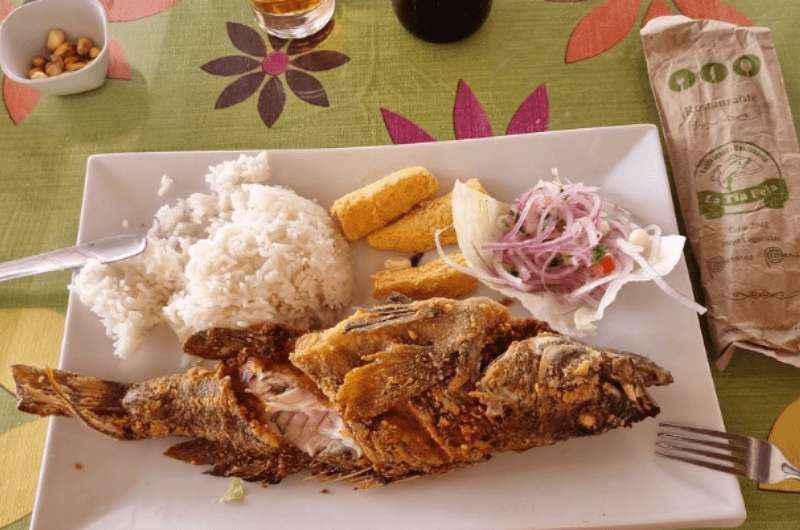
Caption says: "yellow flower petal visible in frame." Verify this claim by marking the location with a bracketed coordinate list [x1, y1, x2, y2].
[0, 419, 48, 527]
[0, 308, 64, 391]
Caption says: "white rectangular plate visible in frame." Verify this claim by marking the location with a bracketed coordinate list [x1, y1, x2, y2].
[31, 125, 745, 530]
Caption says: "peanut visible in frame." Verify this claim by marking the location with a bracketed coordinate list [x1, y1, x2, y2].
[52, 42, 76, 58]
[65, 61, 86, 72]
[31, 30, 98, 79]
[76, 37, 93, 56]
[46, 28, 65, 51]
[44, 59, 63, 77]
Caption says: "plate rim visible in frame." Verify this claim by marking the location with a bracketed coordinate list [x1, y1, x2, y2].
[31, 124, 746, 530]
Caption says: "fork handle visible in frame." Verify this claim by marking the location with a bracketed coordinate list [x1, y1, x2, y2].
[783, 463, 800, 481]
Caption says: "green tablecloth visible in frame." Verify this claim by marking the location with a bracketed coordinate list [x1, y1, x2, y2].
[1, 0, 798, 528]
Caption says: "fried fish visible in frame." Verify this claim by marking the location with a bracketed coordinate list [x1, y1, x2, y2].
[13, 297, 672, 487]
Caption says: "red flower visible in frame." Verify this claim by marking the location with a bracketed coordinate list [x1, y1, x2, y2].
[1, 0, 176, 125]
[381, 80, 549, 144]
[552, 0, 752, 63]
[100, 0, 178, 22]
[201, 21, 349, 128]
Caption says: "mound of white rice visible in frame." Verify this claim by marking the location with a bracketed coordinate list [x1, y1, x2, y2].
[73, 152, 354, 358]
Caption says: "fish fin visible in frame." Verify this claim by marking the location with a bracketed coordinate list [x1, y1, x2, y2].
[12, 364, 137, 440]
[309, 463, 384, 488]
[343, 305, 418, 333]
[183, 322, 302, 361]
[165, 438, 309, 484]
[336, 343, 439, 422]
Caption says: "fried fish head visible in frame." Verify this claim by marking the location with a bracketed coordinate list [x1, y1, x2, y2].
[473, 334, 673, 451]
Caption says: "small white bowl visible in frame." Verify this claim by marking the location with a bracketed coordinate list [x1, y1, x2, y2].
[0, 0, 109, 96]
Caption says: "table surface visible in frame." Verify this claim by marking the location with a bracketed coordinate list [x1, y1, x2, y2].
[0, 1, 798, 529]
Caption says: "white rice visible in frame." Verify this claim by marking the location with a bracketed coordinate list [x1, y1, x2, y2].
[157, 174, 174, 197]
[72, 152, 354, 358]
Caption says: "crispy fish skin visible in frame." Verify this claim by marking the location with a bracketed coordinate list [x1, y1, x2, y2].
[164, 439, 308, 484]
[183, 322, 302, 361]
[290, 298, 534, 478]
[13, 357, 372, 485]
[14, 297, 673, 487]
[291, 297, 510, 405]
[12, 362, 311, 484]
[472, 334, 673, 451]
[291, 297, 673, 480]
[14, 363, 278, 447]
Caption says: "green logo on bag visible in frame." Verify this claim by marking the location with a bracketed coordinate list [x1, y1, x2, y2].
[668, 54, 761, 92]
[669, 69, 696, 91]
[733, 54, 761, 77]
[695, 141, 787, 219]
[700, 62, 728, 83]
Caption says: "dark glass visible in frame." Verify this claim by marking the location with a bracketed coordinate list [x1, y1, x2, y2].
[391, 0, 492, 43]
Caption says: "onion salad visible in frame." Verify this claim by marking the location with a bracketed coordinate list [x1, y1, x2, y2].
[442, 176, 706, 336]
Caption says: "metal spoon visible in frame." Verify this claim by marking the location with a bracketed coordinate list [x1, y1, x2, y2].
[0, 234, 146, 283]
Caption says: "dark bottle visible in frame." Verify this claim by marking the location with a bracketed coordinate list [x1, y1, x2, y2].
[391, 0, 493, 43]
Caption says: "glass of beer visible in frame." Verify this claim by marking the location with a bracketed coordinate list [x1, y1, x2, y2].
[250, 0, 335, 38]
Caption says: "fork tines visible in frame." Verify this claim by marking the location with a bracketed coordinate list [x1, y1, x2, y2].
[655, 422, 751, 478]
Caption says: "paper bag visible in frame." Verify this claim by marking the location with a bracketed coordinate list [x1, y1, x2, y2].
[641, 16, 800, 367]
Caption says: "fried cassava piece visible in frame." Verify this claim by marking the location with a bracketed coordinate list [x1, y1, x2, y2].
[13, 297, 672, 487]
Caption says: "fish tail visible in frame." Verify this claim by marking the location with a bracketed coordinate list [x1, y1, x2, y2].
[12, 364, 137, 440]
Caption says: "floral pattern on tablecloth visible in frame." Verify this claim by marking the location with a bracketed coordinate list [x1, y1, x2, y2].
[553, 0, 752, 63]
[201, 21, 349, 128]
[381, 80, 549, 143]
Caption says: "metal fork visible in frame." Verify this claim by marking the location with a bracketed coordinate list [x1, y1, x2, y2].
[655, 422, 800, 484]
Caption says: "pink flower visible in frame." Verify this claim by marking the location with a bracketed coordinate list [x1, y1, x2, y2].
[100, 0, 178, 22]
[381, 80, 549, 144]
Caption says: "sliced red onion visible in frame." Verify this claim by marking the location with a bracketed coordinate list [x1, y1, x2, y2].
[479, 180, 658, 305]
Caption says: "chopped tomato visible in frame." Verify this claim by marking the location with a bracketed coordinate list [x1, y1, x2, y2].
[591, 254, 615, 276]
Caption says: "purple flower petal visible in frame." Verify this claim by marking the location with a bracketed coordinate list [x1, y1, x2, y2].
[269, 34, 288, 51]
[226, 22, 266, 57]
[453, 79, 493, 139]
[201, 55, 261, 76]
[285, 69, 329, 107]
[286, 20, 334, 55]
[506, 83, 549, 135]
[290, 51, 350, 71]
[380, 108, 436, 144]
[214, 71, 266, 109]
[258, 76, 286, 127]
